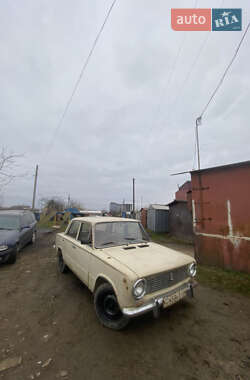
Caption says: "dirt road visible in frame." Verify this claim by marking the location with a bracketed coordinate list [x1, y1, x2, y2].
[0, 232, 250, 380]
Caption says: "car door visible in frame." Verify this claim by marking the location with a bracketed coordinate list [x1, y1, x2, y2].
[19, 214, 31, 247]
[26, 213, 34, 242]
[63, 221, 81, 269]
[73, 222, 92, 285]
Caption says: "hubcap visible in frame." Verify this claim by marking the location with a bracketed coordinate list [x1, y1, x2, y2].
[103, 294, 120, 317]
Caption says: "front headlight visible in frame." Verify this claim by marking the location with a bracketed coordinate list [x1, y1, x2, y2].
[188, 262, 197, 277]
[133, 279, 146, 299]
[0, 245, 8, 252]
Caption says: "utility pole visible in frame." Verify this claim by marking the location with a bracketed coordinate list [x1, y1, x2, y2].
[132, 178, 135, 218]
[195, 116, 202, 170]
[32, 164, 38, 210]
[67, 194, 71, 208]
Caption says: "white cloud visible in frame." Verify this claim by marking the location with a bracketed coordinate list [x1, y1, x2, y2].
[0, 0, 249, 210]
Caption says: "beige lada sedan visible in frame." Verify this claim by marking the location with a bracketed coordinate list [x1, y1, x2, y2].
[56, 217, 197, 330]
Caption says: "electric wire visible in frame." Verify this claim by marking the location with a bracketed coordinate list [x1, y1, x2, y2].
[148, 0, 199, 137]
[46, 0, 117, 154]
[150, 33, 187, 131]
[199, 21, 250, 119]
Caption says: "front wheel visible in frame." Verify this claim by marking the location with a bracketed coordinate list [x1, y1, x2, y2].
[94, 283, 129, 330]
[7, 251, 17, 264]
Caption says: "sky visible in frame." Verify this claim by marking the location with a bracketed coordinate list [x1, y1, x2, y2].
[0, 0, 249, 210]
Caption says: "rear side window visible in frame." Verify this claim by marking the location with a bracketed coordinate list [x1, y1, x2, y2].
[67, 221, 80, 239]
[26, 213, 34, 224]
[21, 214, 30, 227]
[28, 213, 35, 223]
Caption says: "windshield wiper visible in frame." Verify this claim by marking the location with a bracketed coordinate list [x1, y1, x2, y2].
[101, 241, 115, 246]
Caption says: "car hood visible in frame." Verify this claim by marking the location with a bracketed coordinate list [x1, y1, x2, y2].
[102, 242, 194, 278]
[0, 229, 19, 246]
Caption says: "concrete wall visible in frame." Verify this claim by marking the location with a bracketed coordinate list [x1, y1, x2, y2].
[191, 164, 250, 273]
[169, 202, 193, 242]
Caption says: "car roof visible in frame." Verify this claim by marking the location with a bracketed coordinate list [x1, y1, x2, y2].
[0, 209, 32, 216]
[71, 216, 139, 225]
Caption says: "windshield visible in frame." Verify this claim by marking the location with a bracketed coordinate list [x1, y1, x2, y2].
[0, 215, 20, 230]
[95, 221, 150, 248]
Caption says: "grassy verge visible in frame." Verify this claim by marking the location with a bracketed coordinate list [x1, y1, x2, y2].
[197, 265, 250, 297]
[147, 230, 193, 246]
[37, 212, 68, 232]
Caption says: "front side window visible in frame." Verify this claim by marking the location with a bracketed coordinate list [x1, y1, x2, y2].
[94, 222, 149, 248]
[78, 223, 91, 244]
[66, 221, 80, 239]
[0, 215, 20, 230]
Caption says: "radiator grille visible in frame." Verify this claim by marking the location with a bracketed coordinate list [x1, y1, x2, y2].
[146, 266, 188, 294]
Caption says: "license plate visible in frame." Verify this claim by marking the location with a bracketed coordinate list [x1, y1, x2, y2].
[163, 291, 180, 308]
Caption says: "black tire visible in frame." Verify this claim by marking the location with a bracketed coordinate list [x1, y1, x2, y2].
[16, 242, 21, 254]
[94, 283, 129, 330]
[30, 231, 36, 244]
[58, 252, 68, 273]
[7, 251, 16, 265]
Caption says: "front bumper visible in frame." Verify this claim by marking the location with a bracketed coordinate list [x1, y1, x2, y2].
[122, 281, 198, 318]
[0, 247, 16, 264]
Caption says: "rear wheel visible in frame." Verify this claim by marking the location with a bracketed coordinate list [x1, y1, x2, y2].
[94, 283, 129, 330]
[16, 242, 21, 254]
[31, 231, 36, 244]
[58, 252, 68, 273]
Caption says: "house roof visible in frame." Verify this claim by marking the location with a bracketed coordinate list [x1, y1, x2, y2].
[191, 160, 250, 175]
[178, 180, 191, 190]
[167, 200, 187, 206]
[149, 204, 169, 210]
[172, 160, 250, 176]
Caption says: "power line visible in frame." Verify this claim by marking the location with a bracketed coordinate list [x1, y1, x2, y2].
[194, 21, 250, 170]
[199, 21, 250, 119]
[166, 1, 225, 130]
[147, 32, 187, 137]
[148, 0, 200, 137]
[46, 0, 117, 153]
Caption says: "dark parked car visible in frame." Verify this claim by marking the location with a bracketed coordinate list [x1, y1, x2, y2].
[0, 210, 37, 265]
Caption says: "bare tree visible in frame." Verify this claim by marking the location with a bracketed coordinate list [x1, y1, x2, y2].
[40, 197, 65, 213]
[0, 148, 22, 191]
[68, 198, 84, 210]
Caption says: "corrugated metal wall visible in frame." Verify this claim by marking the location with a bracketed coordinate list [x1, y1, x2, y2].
[147, 208, 169, 233]
[191, 163, 250, 273]
[168, 202, 193, 242]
